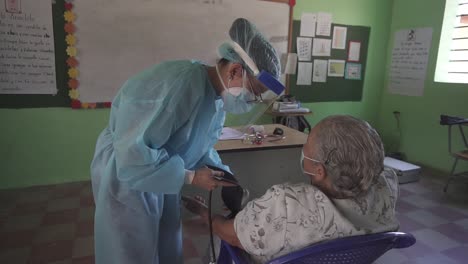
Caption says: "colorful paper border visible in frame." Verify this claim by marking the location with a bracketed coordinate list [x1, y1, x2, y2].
[64, 0, 111, 109]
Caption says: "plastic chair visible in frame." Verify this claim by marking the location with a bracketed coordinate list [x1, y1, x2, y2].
[440, 115, 468, 192]
[217, 231, 416, 264]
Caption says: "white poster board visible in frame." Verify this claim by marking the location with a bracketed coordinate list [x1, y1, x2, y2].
[74, 0, 289, 103]
[0, 0, 57, 94]
[388, 28, 433, 96]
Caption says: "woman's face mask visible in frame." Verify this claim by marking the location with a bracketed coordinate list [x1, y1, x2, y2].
[300, 150, 322, 176]
[216, 64, 255, 114]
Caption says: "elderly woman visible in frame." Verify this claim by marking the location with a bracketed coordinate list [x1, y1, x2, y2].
[184, 115, 399, 263]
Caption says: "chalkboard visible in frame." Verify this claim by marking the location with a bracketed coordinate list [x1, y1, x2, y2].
[288, 20, 370, 102]
[0, 0, 69, 108]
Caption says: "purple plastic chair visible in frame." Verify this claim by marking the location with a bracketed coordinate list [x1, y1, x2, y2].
[217, 232, 416, 264]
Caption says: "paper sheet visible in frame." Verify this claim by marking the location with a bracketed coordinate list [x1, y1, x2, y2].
[345, 63, 362, 80]
[297, 62, 313, 85]
[328, 59, 346, 77]
[348, 41, 361, 62]
[297, 37, 312, 61]
[316, 12, 332, 36]
[300, 12, 317, 37]
[284, 53, 298, 74]
[388, 28, 433, 96]
[332, 26, 347, 49]
[313, 59, 327, 83]
[312, 38, 331, 57]
[219, 127, 244, 140]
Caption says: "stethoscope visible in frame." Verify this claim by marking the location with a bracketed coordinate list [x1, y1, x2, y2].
[206, 165, 242, 264]
[207, 189, 216, 264]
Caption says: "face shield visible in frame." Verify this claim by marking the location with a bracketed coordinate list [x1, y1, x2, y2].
[226, 41, 285, 131]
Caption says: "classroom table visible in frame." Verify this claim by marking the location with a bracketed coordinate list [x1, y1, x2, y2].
[181, 124, 308, 215]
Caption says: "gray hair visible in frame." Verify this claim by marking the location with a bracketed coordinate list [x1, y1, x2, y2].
[313, 115, 384, 198]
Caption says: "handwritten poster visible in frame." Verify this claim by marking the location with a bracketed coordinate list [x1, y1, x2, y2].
[389, 28, 433, 96]
[0, 0, 57, 94]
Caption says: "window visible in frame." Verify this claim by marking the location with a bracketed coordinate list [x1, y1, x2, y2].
[435, 0, 468, 83]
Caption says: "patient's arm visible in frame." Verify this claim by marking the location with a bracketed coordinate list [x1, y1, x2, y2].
[211, 215, 244, 249]
[182, 195, 243, 248]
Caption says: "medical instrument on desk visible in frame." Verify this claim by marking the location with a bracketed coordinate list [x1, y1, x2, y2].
[242, 131, 285, 144]
[248, 125, 265, 134]
[273, 127, 284, 136]
[242, 132, 264, 145]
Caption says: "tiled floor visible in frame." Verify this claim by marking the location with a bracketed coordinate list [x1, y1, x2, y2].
[1, 169, 468, 263]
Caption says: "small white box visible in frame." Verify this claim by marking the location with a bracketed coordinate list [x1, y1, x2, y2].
[384, 157, 421, 184]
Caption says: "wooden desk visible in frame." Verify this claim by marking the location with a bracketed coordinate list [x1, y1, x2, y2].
[215, 124, 308, 153]
[182, 124, 308, 215]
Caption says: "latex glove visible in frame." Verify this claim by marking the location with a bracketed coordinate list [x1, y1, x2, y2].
[192, 167, 235, 191]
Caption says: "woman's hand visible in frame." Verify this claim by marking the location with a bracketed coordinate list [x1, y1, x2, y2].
[182, 195, 209, 222]
[192, 167, 235, 191]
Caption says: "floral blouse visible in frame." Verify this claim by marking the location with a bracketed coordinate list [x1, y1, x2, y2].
[234, 168, 399, 263]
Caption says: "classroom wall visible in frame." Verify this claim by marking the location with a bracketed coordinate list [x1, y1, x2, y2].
[377, 0, 468, 174]
[0, 109, 108, 188]
[0, 0, 395, 189]
[294, 0, 394, 126]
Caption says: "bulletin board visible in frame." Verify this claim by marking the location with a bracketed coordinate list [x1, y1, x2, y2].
[288, 20, 371, 102]
[0, 0, 70, 108]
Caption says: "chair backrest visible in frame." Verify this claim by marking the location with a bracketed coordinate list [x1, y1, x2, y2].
[266, 232, 416, 264]
[440, 115, 468, 154]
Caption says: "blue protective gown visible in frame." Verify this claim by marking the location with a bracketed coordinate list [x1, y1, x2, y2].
[90, 60, 230, 264]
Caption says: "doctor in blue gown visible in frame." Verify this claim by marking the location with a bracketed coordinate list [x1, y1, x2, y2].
[90, 18, 281, 264]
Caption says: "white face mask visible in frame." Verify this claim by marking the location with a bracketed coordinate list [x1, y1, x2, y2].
[216, 64, 255, 114]
[300, 150, 322, 176]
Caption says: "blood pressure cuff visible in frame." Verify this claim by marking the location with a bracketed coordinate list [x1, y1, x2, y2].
[206, 165, 245, 219]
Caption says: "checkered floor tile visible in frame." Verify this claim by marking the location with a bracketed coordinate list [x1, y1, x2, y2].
[1, 170, 467, 263]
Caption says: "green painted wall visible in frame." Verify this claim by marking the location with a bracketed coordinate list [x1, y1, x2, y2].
[0, 109, 109, 188]
[0, 0, 414, 189]
[294, 0, 394, 126]
[377, 0, 468, 173]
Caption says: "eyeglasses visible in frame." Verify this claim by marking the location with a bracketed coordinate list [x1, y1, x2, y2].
[246, 77, 264, 103]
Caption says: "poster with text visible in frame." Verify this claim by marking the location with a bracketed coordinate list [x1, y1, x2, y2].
[388, 28, 433, 96]
[0, 0, 57, 94]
